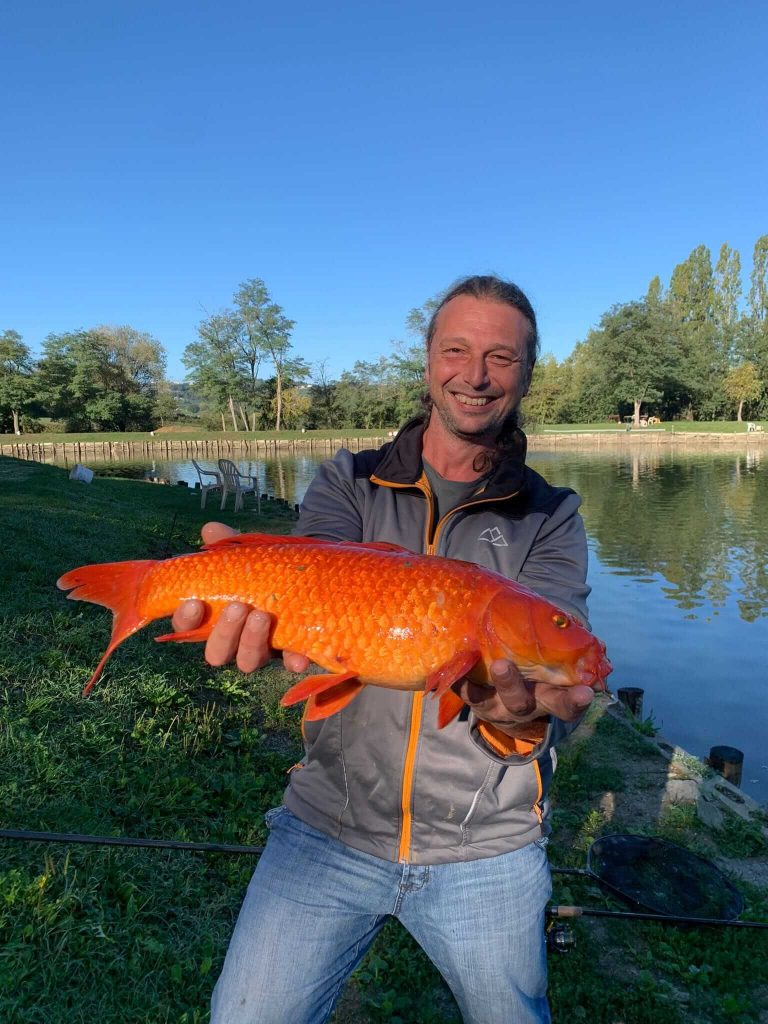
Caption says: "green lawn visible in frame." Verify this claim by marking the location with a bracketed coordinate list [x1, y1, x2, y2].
[1, 420, 766, 446]
[0, 456, 766, 1023]
[0, 427, 396, 445]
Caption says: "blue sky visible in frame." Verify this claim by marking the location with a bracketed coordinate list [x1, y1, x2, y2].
[2, 0, 766, 381]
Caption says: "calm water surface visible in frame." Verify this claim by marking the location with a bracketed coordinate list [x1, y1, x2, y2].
[54, 447, 768, 802]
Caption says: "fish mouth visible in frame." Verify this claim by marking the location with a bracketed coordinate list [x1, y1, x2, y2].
[575, 648, 613, 690]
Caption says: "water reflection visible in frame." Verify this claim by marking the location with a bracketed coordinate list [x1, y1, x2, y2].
[532, 450, 768, 622]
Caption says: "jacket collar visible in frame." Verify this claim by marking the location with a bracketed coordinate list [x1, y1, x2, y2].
[373, 415, 529, 499]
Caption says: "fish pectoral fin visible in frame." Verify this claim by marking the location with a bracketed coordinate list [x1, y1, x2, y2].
[280, 671, 360, 707]
[437, 690, 467, 728]
[425, 650, 481, 698]
[154, 626, 214, 644]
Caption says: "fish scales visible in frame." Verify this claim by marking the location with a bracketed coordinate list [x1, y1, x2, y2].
[57, 532, 612, 722]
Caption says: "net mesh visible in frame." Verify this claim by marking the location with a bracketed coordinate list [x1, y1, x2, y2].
[588, 835, 743, 920]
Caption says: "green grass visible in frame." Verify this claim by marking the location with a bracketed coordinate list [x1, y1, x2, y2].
[2, 420, 766, 446]
[1, 456, 766, 1023]
[527, 420, 766, 434]
[1, 427, 395, 444]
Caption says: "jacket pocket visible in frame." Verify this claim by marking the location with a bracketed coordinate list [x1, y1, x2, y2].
[460, 760, 543, 847]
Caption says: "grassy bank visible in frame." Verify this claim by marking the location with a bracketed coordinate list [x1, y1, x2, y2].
[0, 427, 393, 445]
[1, 457, 766, 1023]
[1, 420, 766, 447]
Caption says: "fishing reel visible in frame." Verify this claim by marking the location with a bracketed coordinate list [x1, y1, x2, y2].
[546, 920, 576, 954]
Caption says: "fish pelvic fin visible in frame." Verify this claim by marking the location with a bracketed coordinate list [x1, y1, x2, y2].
[281, 671, 363, 720]
[437, 690, 467, 728]
[154, 625, 214, 644]
[425, 650, 481, 698]
[57, 560, 156, 695]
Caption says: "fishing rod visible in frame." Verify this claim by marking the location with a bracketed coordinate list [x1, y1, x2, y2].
[547, 904, 768, 930]
[0, 828, 264, 856]
[4, 829, 767, 935]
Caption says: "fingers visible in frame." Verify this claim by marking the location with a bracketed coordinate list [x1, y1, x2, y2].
[201, 521, 238, 546]
[201, 604, 309, 674]
[462, 659, 596, 728]
[538, 683, 594, 722]
[204, 603, 269, 669]
[234, 609, 277, 673]
[172, 598, 205, 634]
[284, 650, 310, 673]
[487, 660, 536, 717]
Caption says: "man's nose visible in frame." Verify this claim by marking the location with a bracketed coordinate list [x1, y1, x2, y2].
[463, 356, 490, 389]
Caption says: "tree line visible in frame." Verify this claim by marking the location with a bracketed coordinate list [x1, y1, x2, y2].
[524, 238, 768, 426]
[2, 238, 767, 435]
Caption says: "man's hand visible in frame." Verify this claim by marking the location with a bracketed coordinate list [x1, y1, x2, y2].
[453, 659, 595, 736]
[171, 522, 309, 674]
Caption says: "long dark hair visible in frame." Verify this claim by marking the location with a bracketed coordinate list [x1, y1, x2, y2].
[422, 274, 538, 473]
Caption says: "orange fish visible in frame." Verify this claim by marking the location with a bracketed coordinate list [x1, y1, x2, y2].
[57, 533, 612, 726]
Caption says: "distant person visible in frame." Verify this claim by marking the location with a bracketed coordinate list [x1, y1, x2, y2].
[174, 275, 598, 1024]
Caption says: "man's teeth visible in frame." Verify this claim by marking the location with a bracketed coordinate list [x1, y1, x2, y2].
[454, 394, 491, 406]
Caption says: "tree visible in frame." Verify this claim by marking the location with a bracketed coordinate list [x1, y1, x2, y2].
[723, 363, 762, 421]
[405, 294, 443, 341]
[0, 330, 35, 435]
[646, 276, 664, 306]
[748, 235, 768, 322]
[713, 243, 743, 368]
[713, 244, 742, 333]
[308, 360, 340, 428]
[38, 326, 166, 430]
[234, 280, 295, 430]
[274, 386, 312, 429]
[523, 353, 567, 425]
[669, 245, 714, 324]
[183, 311, 260, 430]
[592, 300, 680, 426]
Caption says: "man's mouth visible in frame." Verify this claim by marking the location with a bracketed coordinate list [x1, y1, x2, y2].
[452, 394, 494, 407]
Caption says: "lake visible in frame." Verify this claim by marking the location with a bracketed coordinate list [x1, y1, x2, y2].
[51, 445, 768, 803]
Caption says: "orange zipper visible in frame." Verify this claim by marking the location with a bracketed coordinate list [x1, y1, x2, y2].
[372, 472, 521, 862]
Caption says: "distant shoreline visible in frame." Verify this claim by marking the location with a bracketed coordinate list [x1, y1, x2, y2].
[527, 429, 768, 449]
[2, 428, 767, 461]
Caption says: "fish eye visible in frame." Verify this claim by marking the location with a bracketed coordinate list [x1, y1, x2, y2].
[552, 613, 569, 629]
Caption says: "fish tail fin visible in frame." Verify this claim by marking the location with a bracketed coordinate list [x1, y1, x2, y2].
[57, 560, 156, 694]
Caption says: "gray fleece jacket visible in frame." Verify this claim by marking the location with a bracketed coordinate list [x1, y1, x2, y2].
[282, 417, 591, 864]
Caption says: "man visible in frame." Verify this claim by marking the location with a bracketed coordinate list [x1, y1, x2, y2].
[173, 276, 596, 1024]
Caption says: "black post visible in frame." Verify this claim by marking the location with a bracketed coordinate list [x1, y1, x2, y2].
[707, 745, 744, 787]
[617, 687, 644, 717]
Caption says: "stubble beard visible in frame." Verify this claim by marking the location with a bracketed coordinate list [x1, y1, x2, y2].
[428, 393, 517, 447]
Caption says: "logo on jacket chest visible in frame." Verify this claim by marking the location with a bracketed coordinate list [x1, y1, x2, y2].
[478, 526, 508, 547]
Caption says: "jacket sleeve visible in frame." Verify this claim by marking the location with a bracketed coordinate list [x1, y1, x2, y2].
[293, 448, 365, 542]
[516, 492, 591, 626]
[469, 492, 592, 764]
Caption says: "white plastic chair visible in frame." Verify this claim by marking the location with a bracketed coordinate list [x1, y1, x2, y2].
[191, 459, 224, 510]
[218, 458, 261, 514]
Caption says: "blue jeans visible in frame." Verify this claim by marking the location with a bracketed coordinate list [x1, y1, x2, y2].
[210, 807, 552, 1024]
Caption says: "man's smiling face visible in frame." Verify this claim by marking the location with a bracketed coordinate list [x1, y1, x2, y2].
[425, 294, 533, 444]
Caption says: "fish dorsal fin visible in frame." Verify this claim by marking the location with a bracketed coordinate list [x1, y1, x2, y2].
[202, 532, 336, 551]
[203, 533, 411, 556]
